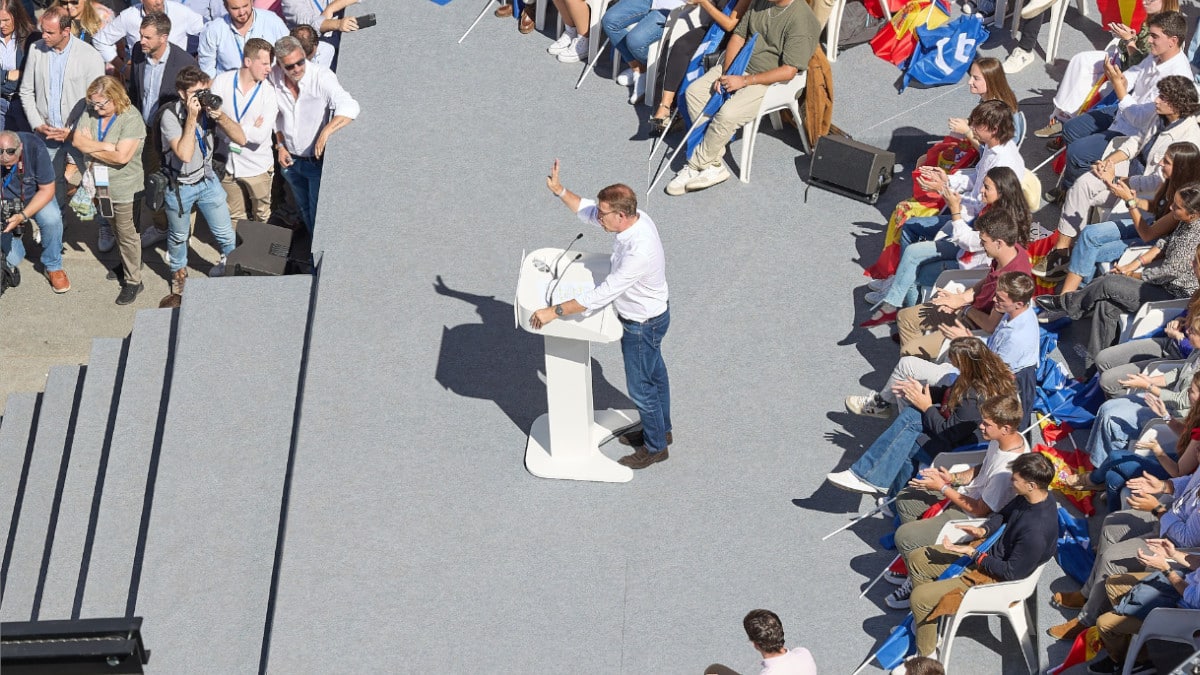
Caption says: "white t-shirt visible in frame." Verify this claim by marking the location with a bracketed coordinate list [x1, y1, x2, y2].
[760, 647, 817, 675]
[958, 437, 1028, 512]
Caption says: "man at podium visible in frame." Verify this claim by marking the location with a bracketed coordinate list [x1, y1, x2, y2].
[529, 161, 673, 470]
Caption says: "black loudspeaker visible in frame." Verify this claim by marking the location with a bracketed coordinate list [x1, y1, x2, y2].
[807, 135, 896, 204]
[225, 220, 292, 276]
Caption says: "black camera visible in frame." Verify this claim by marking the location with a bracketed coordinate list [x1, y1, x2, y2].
[194, 89, 223, 111]
[2, 197, 24, 237]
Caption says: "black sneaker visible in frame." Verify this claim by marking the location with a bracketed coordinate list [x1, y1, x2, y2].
[1033, 249, 1070, 278]
[618, 446, 669, 469]
[1035, 293, 1066, 313]
[115, 282, 144, 306]
[618, 430, 674, 447]
[1086, 657, 1122, 674]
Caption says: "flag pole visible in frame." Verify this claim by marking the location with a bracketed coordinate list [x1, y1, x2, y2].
[575, 36, 611, 89]
[647, 115, 709, 194]
[458, 0, 498, 44]
[822, 496, 898, 541]
[860, 554, 901, 598]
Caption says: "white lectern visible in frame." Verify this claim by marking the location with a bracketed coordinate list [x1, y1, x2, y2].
[515, 247, 639, 483]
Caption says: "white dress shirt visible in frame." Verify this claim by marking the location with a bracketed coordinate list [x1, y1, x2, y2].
[212, 68, 279, 177]
[269, 59, 358, 156]
[197, 9, 290, 76]
[573, 198, 669, 321]
[948, 139, 1024, 218]
[183, 0, 227, 21]
[93, 1, 205, 63]
[1111, 50, 1193, 136]
[280, 0, 329, 31]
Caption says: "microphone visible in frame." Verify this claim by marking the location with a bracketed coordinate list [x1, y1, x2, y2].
[551, 233, 583, 279]
[546, 253, 583, 306]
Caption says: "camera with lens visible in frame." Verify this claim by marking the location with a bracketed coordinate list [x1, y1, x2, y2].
[1, 197, 24, 237]
[194, 89, 223, 111]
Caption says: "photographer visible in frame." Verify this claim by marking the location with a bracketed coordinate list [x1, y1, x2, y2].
[159, 64, 244, 290]
[0, 130, 69, 293]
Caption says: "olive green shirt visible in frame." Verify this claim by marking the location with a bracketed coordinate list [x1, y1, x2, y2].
[733, 0, 821, 76]
[80, 106, 146, 204]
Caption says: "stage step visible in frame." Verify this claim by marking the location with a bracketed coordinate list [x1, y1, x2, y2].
[135, 276, 312, 673]
[78, 309, 176, 620]
[0, 392, 42, 598]
[0, 366, 83, 621]
[39, 339, 127, 620]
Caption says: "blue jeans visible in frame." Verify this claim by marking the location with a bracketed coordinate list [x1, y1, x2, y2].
[850, 405, 927, 496]
[282, 156, 323, 233]
[1088, 448, 1173, 512]
[1062, 107, 1122, 190]
[882, 215, 959, 307]
[0, 197, 65, 272]
[620, 306, 672, 454]
[166, 176, 236, 273]
[1067, 218, 1139, 283]
[602, 0, 668, 65]
[1084, 394, 1159, 467]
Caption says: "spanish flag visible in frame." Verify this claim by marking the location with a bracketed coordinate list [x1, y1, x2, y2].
[1097, 0, 1147, 31]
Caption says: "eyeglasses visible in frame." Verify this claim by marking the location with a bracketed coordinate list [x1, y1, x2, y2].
[281, 59, 305, 71]
[0, 147, 19, 155]
[64, 0, 82, 5]
[596, 209, 618, 219]
[87, 98, 109, 109]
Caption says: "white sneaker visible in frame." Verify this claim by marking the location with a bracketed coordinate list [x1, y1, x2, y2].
[628, 71, 645, 105]
[685, 163, 731, 191]
[827, 469, 886, 495]
[556, 35, 589, 63]
[867, 276, 894, 292]
[547, 27, 577, 55]
[97, 223, 116, 253]
[845, 393, 893, 418]
[140, 226, 167, 248]
[884, 569, 908, 586]
[885, 578, 913, 609]
[1021, 0, 1056, 18]
[208, 255, 227, 277]
[878, 496, 895, 518]
[615, 67, 635, 85]
[1002, 48, 1036, 74]
[666, 165, 702, 196]
[864, 290, 887, 305]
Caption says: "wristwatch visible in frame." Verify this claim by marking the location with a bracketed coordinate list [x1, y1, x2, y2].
[554, 304, 563, 316]
[1153, 504, 1168, 517]
[1126, 198, 1138, 209]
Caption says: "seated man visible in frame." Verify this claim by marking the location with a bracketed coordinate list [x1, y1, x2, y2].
[665, 0, 819, 196]
[848, 271, 1037, 420]
[881, 394, 1030, 609]
[704, 609, 817, 675]
[895, 209, 1032, 360]
[1055, 10, 1192, 198]
[902, 453, 1058, 662]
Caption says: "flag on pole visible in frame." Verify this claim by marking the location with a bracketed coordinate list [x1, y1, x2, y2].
[684, 34, 758, 158]
[1097, 0, 1146, 32]
[678, 0, 738, 129]
[1048, 626, 1104, 674]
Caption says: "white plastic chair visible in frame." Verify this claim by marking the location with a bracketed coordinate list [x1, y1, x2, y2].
[1098, 244, 1151, 276]
[737, 72, 811, 183]
[1120, 297, 1189, 342]
[825, 0, 848, 63]
[1133, 418, 1177, 458]
[614, 5, 703, 102]
[936, 559, 1050, 674]
[1121, 608, 1200, 675]
[920, 268, 988, 304]
[1005, 0, 1086, 63]
[932, 449, 987, 472]
[538, 0, 608, 65]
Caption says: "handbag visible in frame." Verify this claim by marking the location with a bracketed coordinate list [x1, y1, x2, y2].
[144, 170, 169, 212]
[1112, 570, 1182, 621]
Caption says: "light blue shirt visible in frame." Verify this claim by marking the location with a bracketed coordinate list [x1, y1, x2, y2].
[141, 51, 167, 124]
[47, 36, 76, 128]
[986, 308, 1038, 373]
[197, 9, 290, 77]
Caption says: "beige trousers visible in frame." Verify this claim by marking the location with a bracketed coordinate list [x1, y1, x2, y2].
[684, 64, 769, 170]
[221, 170, 273, 224]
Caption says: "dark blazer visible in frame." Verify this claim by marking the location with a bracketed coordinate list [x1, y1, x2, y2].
[128, 42, 195, 120]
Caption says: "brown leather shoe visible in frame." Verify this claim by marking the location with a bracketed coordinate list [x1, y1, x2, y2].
[1047, 617, 1085, 641]
[618, 446, 669, 469]
[171, 268, 188, 295]
[1051, 590, 1087, 610]
[45, 269, 70, 293]
[494, 2, 513, 17]
[518, 4, 535, 33]
[618, 430, 673, 447]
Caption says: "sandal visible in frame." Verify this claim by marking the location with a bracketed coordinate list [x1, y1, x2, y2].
[1060, 472, 1101, 492]
[518, 3, 535, 33]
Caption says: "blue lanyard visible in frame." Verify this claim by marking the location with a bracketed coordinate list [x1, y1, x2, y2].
[232, 74, 261, 123]
[2, 166, 16, 192]
[194, 118, 208, 158]
[97, 114, 116, 141]
[311, 0, 325, 11]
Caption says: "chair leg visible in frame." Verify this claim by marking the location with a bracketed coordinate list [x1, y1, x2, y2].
[789, 101, 810, 154]
[936, 614, 963, 670]
[536, 0, 546, 31]
[739, 118, 760, 183]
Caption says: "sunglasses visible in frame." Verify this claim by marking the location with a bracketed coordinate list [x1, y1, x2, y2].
[281, 59, 305, 71]
[64, 0, 81, 5]
[0, 147, 19, 155]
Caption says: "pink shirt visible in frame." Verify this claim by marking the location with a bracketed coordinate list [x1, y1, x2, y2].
[761, 647, 817, 675]
[254, 0, 283, 18]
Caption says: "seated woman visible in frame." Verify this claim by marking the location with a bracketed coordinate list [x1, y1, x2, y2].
[864, 166, 1030, 311]
[1058, 139, 1200, 293]
[546, 0, 594, 63]
[900, 453, 1057, 668]
[1036, 188, 1200, 366]
[827, 338, 1017, 498]
[945, 57, 1022, 154]
[646, 0, 752, 134]
[1065, 371, 1200, 511]
[603, 0, 686, 104]
[1032, 0, 1175, 138]
[1094, 284, 1200, 397]
[1037, 76, 1200, 280]
[1089, 536, 1200, 673]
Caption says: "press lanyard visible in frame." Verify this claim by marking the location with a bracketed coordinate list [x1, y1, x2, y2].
[2, 165, 16, 193]
[97, 114, 116, 141]
[194, 118, 208, 158]
[232, 74, 261, 123]
[311, 0, 325, 11]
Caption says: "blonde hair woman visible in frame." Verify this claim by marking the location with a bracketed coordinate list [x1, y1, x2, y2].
[54, 0, 113, 44]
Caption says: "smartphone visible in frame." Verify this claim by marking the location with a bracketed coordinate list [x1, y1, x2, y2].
[356, 13, 376, 29]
